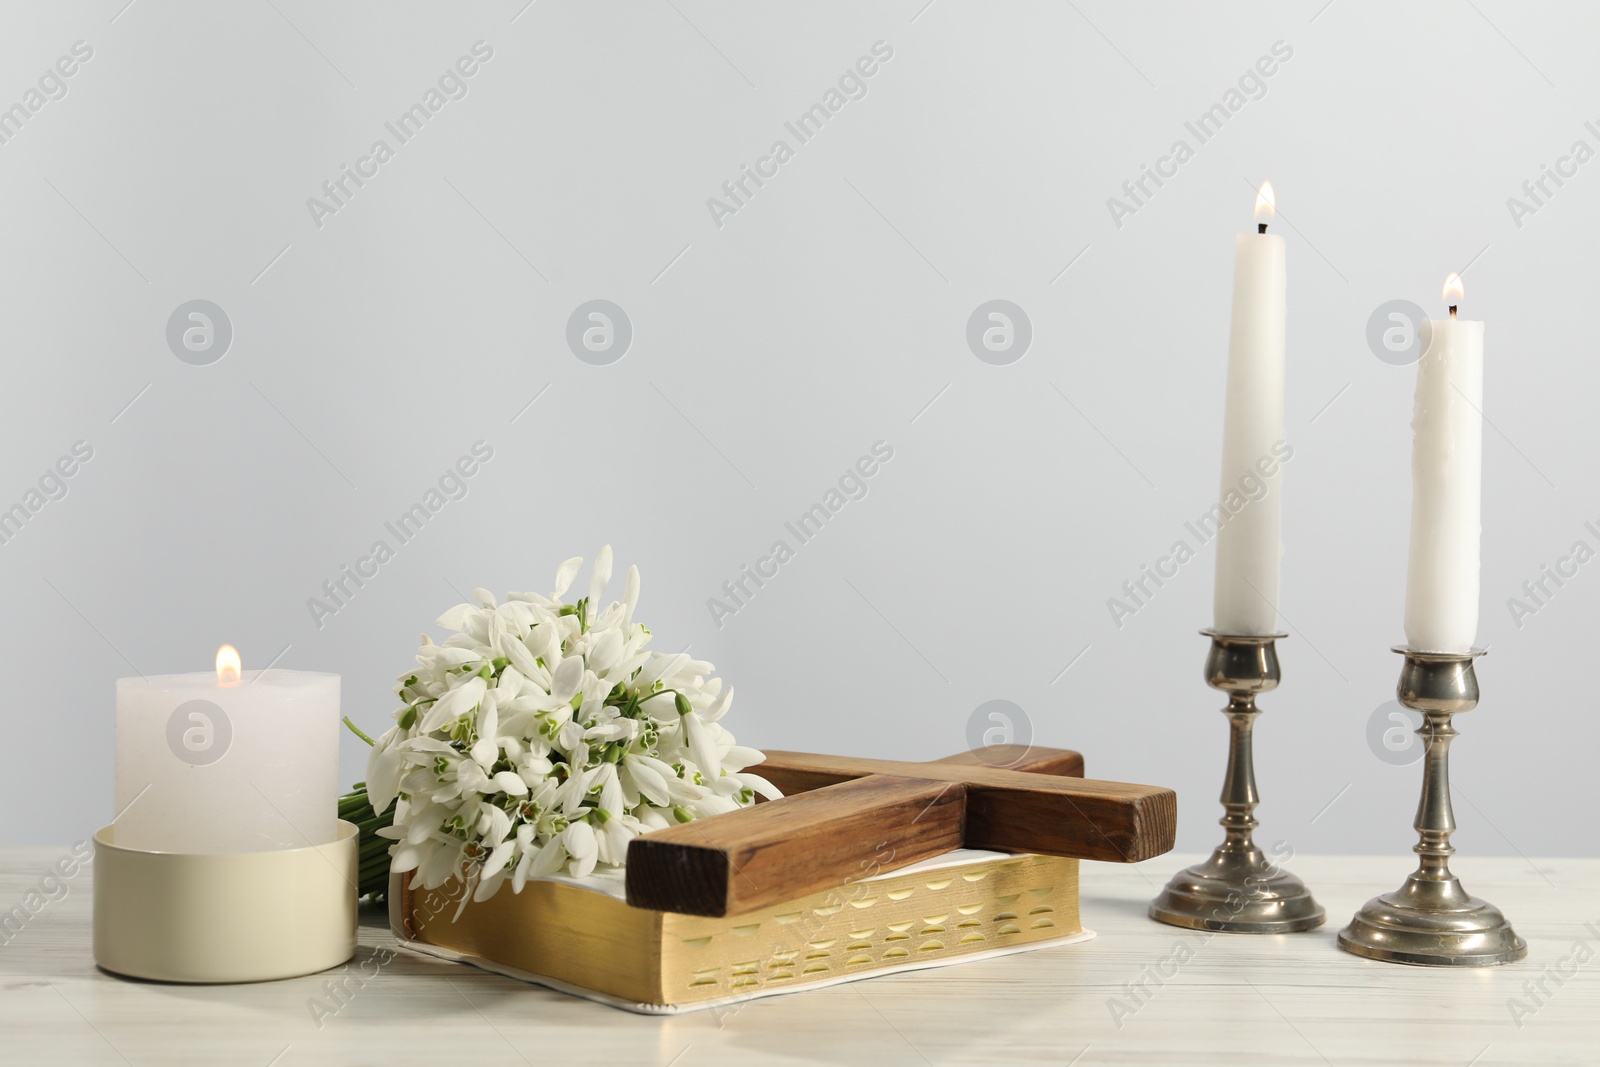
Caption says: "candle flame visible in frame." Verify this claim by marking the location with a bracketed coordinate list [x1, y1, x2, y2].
[1253, 180, 1276, 221]
[216, 644, 242, 687]
[1442, 272, 1464, 305]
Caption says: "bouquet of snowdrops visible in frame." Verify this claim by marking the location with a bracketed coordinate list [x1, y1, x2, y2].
[362, 547, 778, 904]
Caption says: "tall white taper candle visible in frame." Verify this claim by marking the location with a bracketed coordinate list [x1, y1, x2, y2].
[1403, 274, 1483, 653]
[1213, 183, 1287, 635]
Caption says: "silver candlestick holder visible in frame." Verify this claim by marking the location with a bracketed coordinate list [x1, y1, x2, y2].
[1150, 631, 1324, 933]
[1338, 647, 1527, 966]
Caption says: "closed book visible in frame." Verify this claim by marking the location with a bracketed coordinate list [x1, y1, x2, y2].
[390, 849, 1090, 1014]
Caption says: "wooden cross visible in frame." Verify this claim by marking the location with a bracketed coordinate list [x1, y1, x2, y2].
[625, 745, 1176, 917]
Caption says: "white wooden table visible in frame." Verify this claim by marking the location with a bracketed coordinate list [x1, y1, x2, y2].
[3, 850, 1595, 1066]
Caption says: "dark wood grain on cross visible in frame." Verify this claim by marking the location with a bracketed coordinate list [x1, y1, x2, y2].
[624, 746, 1176, 917]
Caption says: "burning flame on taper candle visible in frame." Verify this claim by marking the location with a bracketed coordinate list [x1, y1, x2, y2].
[216, 644, 242, 687]
[1253, 180, 1276, 222]
[1443, 272, 1465, 307]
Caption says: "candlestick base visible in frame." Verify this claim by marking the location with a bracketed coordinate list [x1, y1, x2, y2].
[1338, 647, 1526, 967]
[1150, 632, 1324, 934]
[1149, 845, 1325, 933]
[1338, 880, 1526, 967]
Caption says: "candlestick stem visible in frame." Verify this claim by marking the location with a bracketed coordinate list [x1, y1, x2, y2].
[1218, 693, 1260, 848]
[1149, 631, 1324, 933]
[1338, 648, 1526, 966]
[1413, 710, 1456, 880]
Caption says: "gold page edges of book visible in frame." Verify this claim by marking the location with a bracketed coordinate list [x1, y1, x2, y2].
[391, 852, 1081, 1007]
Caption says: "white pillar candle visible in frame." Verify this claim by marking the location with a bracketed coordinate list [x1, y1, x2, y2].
[114, 646, 341, 853]
[1213, 182, 1287, 635]
[1403, 274, 1484, 653]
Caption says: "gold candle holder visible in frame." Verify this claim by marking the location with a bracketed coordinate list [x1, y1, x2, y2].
[1338, 647, 1527, 966]
[1149, 631, 1324, 933]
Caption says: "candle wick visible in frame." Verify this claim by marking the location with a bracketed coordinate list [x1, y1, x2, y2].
[1449, 305, 1458, 318]
[1257, 222, 1268, 234]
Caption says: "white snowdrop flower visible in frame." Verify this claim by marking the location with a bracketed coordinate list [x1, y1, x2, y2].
[636, 806, 672, 832]
[734, 771, 782, 801]
[722, 745, 766, 773]
[622, 565, 640, 625]
[552, 556, 583, 598]
[682, 711, 721, 783]
[587, 545, 613, 611]
[563, 820, 599, 879]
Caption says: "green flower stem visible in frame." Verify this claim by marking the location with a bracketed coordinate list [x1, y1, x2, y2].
[338, 718, 398, 898]
[342, 716, 377, 747]
[338, 782, 397, 901]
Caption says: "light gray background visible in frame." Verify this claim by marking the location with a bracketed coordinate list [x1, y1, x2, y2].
[3, 0, 1594, 862]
